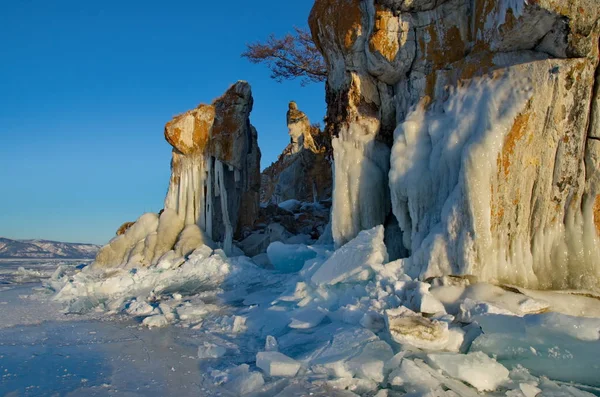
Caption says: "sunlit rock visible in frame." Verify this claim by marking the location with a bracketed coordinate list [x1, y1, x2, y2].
[93, 82, 260, 267]
[309, 0, 600, 290]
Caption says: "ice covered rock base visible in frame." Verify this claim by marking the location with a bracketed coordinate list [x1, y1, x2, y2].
[310, 0, 600, 290]
[51, 225, 600, 396]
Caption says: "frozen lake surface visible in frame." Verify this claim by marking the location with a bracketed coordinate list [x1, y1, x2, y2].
[0, 261, 220, 396]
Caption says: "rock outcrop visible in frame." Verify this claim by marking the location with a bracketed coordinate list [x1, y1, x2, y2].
[94, 82, 260, 268]
[310, 0, 600, 290]
[261, 101, 332, 204]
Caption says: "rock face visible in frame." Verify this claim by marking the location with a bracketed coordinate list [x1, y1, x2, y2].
[261, 101, 332, 204]
[94, 82, 260, 268]
[310, 0, 600, 290]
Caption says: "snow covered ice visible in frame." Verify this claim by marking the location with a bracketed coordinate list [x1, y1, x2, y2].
[427, 352, 510, 392]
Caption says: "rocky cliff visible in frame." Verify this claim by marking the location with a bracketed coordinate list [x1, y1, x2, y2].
[93, 82, 260, 268]
[261, 101, 333, 205]
[310, 0, 600, 290]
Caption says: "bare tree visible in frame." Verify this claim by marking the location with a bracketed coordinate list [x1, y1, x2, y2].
[242, 27, 327, 86]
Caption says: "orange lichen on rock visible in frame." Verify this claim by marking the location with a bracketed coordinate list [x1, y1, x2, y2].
[164, 104, 215, 155]
[208, 88, 246, 165]
[490, 184, 506, 232]
[309, 0, 363, 53]
[594, 195, 600, 235]
[192, 106, 215, 153]
[116, 221, 135, 236]
[419, 24, 466, 106]
[473, 0, 499, 46]
[169, 150, 184, 186]
[501, 112, 531, 177]
[419, 25, 465, 70]
[369, 5, 399, 62]
[456, 52, 496, 81]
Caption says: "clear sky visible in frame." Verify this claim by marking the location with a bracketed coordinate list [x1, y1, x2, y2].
[0, 0, 326, 245]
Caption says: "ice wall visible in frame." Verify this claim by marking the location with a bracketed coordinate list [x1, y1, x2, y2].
[93, 81, 260, 267]
[310, 0, 600, 289]
[331, 125, 391, 247]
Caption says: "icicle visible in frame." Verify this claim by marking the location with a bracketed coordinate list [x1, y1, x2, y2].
[164, 177, 179, 213]
[192, 158, 206, 228]
[205, 157, 213, 239]
[234, 169, 241, 183]
[216, 159, 233, 256]
[198, 158, 207, 231]
[184, 165, 195, 225]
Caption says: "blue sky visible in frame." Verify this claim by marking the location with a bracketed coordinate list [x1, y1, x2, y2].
[0, 0, 326, 245]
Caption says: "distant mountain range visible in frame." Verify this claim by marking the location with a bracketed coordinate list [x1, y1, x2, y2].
[0, 237, 100, 259]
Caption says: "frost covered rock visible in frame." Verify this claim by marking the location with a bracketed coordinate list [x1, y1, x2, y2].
[311, 226, 388, 285]
[385, 307, 449, 350]
[256, 351, 301, 377]
[427, 352, 509, 392]
[93, 81, 260, 267]
[309, 0, 600, 290]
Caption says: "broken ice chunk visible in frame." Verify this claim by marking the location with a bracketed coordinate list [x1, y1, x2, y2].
[347, 340, 394, 382]
[197, 342, 226, 359]
[427, 351, 509, 392]
[176, 301, 212, 322]
[265, 335, 278, 352]
[403, 281, 446, 314]
[125, 299, 156, 317]
[457, 298, 517, 323]
[310, 327, 378, 378]
[267, 242, 318, 273]
[142, 314, 169, 328]
[360, 311, 386, 332]
[388, 359, 442, 393]
[289, 307, 327, 329]
[518, 383, 542, 397]
[222, 364, 265, 395]
[311, 226, 388, 286]
[256, 351, 301, 377]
